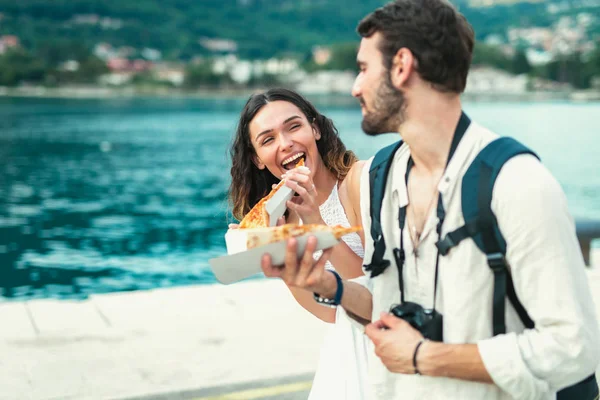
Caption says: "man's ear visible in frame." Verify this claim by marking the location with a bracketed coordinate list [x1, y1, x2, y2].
[252, 155, 266, 170]
[390, 47, 415, 89]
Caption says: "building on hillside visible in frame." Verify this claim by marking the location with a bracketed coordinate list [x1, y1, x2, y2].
[94, 43, 116, 61]
[199, 37, 238, 53]
[151, 63, 185, 86]
[484, 34, 505, 46]
[106, 58, 152, 73]
[117, 47, 136, 58]
[142, 48, 162, 62]
[212, 55, 238, 75]
[98, 72, 133, 86]
[72, 14, 100, 25]
[99, 17, 123, 30]
[507, 27, 553, 50]
[59, 60, 80, 72]
[71, 14, 122, 29]
[0, 35, 20, 54]
[465, 66, 528, 94]
[312, 46, 332, 66]
[230, 60, 252, 84]
[526, 48, 553, 66]
[210, 56, 300, 85]
[529, 76, 573, 91]
[296, 71, 355, 94]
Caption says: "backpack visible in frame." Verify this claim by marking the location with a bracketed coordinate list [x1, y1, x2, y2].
[365, 136, 599, 400]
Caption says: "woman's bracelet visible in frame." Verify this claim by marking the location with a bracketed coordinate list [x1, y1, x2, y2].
[413, 338, 427, 375]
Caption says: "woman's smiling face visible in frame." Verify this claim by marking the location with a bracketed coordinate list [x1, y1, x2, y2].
[249, 100, 322, 178]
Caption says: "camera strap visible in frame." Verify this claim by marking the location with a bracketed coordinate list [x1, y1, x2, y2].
[394, 112, 470, 311]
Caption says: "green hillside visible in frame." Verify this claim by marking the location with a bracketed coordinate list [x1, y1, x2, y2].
[1, 0, 599, 89]
[0, 0, 556, 60]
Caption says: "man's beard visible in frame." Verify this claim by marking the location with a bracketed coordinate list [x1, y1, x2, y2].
[361, 74, 406, 136]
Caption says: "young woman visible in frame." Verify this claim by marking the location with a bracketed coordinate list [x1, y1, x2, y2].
[229, 88, 369, 399]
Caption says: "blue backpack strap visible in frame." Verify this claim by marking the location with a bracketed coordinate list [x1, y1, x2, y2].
[363, 140, 403, 278]
[436, 137, 599, 398]
[468, 138, 598, 399]
[436, 137, 538, 256]
[461, 137, 538, 255]
[466, 137, 538, 336]
[436, 137, 539, 333]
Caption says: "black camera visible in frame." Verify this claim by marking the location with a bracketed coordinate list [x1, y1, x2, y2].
[389, 302, 444, 341]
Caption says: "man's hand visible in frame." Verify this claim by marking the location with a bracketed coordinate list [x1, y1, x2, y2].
[260, 235, 335, 295]
[365, 312, 425, 374]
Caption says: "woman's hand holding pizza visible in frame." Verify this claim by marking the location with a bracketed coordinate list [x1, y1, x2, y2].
[282, 167, 324, 225]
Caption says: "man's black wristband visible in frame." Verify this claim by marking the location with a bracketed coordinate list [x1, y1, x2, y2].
[413, 339, 427, 375]
[313, 270, 343, 308]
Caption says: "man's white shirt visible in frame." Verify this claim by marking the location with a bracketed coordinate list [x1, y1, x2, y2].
[358, 120, 600, 400]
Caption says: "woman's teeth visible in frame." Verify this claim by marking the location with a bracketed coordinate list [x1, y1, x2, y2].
[282, 153, 305, 168]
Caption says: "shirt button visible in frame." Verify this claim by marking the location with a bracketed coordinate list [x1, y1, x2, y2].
[445, 177, 450, 183]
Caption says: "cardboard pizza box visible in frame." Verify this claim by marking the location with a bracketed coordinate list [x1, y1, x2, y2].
[210, 231, 340, 284]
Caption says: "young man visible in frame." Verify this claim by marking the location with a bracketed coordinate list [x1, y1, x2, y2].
[261, 1, 600, 398]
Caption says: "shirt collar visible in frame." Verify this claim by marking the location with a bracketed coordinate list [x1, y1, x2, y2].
[390, 112, 478, 205]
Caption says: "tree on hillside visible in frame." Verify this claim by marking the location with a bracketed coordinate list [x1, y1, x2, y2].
[0, 49, 46, 86]
[471, 43, 512, 70]
[184, 62, 230, 88]
[302, 42, 358, 72]
[539, 53, 588, 89]
[512, 50, 532, 75]
[583, 46, 600, 85]
[327, 43, 359, 71]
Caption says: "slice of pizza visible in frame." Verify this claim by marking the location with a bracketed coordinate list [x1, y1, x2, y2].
[245, 224, 362, 249]
[239, 159, 304, 229]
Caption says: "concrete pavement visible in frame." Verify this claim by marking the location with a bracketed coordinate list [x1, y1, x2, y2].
[0, 279, 327, 400]
[1, 249, 599, 400]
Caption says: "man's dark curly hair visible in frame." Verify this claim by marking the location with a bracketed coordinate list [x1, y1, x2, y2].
[357, 0, 475, 93]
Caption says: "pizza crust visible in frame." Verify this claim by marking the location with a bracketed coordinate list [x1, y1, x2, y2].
[239, 159, 304, 229]
[245, 224, 362, 249]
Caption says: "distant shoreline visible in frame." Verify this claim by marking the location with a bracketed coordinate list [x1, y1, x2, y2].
[1, 85, 600, 103]
[0, 85, 258, 100]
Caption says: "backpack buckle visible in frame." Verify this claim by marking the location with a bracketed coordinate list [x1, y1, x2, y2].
[435, 236, 455, 256]
[486, 252, 506, 272]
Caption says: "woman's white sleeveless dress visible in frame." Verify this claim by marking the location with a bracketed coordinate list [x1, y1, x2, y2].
[308, 183, 370, 400]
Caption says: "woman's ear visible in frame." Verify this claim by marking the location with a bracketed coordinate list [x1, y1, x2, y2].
[252, 155, 266, 170]
[311, 117, 321, 140]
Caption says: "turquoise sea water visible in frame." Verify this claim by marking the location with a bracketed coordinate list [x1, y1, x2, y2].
[0, 97, 598, 300]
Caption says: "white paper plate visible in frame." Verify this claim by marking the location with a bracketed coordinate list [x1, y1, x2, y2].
[209, 231, 340, 284]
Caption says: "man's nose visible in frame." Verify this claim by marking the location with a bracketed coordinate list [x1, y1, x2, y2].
[351, 75, 362, 98]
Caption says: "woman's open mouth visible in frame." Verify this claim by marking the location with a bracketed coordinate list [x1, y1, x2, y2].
[281, 152, 306, 170]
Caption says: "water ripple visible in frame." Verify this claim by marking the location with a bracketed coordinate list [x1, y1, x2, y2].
[1, 98, 598, 300]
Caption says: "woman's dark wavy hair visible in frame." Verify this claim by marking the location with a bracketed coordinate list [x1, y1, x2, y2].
[229, 88, 358, 221]
[357, 0, 475, 93]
